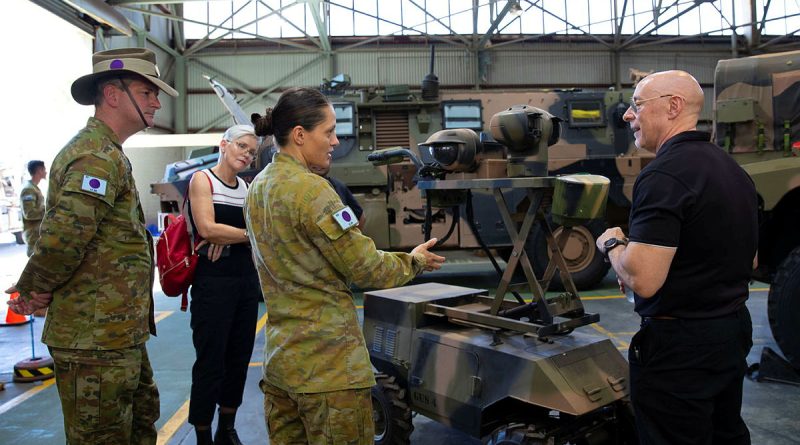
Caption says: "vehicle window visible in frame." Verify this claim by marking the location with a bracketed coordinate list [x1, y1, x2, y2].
[443, 100, 483, 130]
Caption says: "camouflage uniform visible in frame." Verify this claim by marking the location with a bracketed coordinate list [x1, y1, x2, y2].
[245, 153, 426, 444]
[260, 379, 373, 445]
[20, 179, 45, 257]
[14, 117, 159, 445]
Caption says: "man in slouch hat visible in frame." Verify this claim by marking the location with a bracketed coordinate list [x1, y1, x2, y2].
[7, 47, 178, 444]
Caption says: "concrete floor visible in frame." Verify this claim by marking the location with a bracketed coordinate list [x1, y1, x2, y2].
[0, 234, 798, 444]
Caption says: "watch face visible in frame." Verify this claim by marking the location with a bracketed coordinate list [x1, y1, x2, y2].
[604, 238, 618, 249]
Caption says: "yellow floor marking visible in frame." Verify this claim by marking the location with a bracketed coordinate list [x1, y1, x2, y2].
[578, 295, 626, 300]
[156, 399, 190, 445]
[154, 311, 173, 324]
[590, 323, 630, 350]
[255, 311, 268, 333]
[358, 293, 626, 310]
[0, 310, 175, 418]
[157, 311, 269, 443]
[0, 378, 57, 416]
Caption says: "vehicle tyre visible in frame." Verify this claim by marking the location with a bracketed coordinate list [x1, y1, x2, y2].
[485, 424, 542, 445]
[767, 245, 800, 369]
[527, 217, 609, 291]
[14, 231, 24, 245]
[372, 373, 413, 445]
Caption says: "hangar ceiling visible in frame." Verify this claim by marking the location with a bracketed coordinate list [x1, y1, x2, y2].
[27, 0, 799, 133]
[32, 0, 800, 56]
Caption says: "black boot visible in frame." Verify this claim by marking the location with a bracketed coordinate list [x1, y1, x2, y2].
[214, 409, 244, 445]
[195, 426, 213, 445]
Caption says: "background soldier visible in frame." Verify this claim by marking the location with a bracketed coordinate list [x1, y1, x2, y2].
[6, 47, 178, 444]
[20, 160, 46, 257]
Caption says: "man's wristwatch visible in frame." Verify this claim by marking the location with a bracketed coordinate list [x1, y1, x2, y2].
[602, 237, 628, 259]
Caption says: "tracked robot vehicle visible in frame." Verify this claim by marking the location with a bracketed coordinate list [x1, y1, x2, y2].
[363, 105, 636, 444]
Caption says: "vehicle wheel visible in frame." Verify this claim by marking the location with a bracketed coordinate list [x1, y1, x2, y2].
[485, 424, 542, 445]
[372, 373, 413, 445]
[767, 245, 800, 369]
[14, 231, 24, 245]
[527, 217, 609, 291]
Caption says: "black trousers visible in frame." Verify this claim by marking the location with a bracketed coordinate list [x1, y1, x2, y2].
[629, 306, 753, 445]
[188, 273, 261, 425]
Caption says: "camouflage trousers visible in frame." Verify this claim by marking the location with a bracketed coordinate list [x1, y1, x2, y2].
[260, 379, 373, 445]
[49, 344, 159, 445]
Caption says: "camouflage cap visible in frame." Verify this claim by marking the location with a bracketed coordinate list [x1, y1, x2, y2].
[71, 47, 179, 105]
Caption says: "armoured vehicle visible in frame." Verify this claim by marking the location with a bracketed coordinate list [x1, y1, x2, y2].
[364, 107, 635, 444]
[713, 50, 800, 376]
[152, 73, 639, 290]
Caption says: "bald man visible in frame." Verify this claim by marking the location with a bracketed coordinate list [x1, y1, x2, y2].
[596, 71, 757, 444]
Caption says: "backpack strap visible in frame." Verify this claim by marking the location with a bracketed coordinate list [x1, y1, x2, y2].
[199, 169, 215, 193]
[184, 169, 214, 211]
[181, 170, 214, 255]
[186, 170, 216, 245]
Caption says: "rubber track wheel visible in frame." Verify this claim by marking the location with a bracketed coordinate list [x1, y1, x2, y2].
[372, 374, 414, 445]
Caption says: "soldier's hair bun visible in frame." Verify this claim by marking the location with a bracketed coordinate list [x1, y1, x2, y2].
[260, 88, 330, 147]
[252, 108, 274, 137]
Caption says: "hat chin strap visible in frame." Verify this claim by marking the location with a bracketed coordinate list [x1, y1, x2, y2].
[118, 77, 150, 128]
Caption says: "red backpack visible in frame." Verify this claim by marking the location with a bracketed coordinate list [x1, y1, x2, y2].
[156, 213, 197, 311]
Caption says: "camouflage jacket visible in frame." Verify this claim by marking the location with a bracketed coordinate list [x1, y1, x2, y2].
[246, 153, 425, 393]
[20, 180, 44, 224]
[15, 117, 156, 350]
[20, 180, 44, 245]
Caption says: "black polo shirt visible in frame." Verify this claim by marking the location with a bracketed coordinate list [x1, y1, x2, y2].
[628, 131, 758, 318]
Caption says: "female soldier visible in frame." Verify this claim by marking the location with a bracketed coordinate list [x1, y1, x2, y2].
[246, 88, 445, 445]
[188, 124, 261, 445]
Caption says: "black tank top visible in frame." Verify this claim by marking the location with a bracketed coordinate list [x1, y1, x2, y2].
[188, 169, 256, 277]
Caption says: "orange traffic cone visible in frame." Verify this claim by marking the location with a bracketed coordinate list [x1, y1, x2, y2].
[3, 292, 31, 326]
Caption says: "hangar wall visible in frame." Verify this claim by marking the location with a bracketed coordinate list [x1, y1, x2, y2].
[68, 34, 730, 226]
[185, 41, 731, 131]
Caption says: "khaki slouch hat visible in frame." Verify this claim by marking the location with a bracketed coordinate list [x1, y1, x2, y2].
[71, 47, 179, 105]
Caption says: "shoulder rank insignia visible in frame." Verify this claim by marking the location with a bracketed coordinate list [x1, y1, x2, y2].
[81, 175, 108, 196]
[332, 206, 358, 231]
